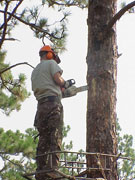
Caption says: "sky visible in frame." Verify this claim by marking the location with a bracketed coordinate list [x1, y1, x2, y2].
[0, 1, 135, 152]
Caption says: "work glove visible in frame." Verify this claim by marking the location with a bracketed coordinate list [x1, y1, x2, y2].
[64, 79, 75, 89]
[62, 86, 77, 98]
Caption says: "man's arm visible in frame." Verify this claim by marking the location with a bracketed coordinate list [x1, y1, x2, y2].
[54, 72, 76, 89]
[53, 72, 65, 87]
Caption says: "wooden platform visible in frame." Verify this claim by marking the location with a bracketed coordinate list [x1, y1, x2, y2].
[22, 168, 105, 180]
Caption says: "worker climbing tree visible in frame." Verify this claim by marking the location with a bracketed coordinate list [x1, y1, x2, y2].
[31, 45, 76, 180]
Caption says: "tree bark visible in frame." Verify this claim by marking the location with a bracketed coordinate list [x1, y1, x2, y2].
[86, 0, 118, 179]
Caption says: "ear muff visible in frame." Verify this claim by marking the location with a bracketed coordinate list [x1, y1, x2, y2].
[46, 52, 54, 59]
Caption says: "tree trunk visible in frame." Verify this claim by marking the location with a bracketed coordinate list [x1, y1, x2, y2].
[86, 0, 118, 179]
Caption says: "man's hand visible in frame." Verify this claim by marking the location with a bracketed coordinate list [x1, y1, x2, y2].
[64, 79, 75, 89]
[62, 86, 77, 98]
[54, 72, 76, 91]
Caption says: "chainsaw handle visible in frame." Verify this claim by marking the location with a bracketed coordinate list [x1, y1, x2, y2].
[70, 79, 76, 86]
[64, 79, 76, 89]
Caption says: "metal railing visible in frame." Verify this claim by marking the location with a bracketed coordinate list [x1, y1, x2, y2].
[23, 151, 133, 180]
[36, 150, 113, 179]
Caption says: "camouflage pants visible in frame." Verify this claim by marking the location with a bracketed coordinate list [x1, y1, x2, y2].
[34, 98, 63, 180]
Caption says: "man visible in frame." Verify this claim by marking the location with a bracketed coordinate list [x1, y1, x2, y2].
[31, 45, 73, 179]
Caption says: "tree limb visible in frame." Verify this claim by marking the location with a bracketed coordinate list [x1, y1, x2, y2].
[0, 38, 20, 41]
[0, 0, 20, 1]
[0, 0, 24, 48]
[1, 154, 24, 169]
[0, 62, 34, 75]
[107, 1, 135, 30]
[48, 0, 87, 8]
[0, 75, 18, 96]
[0, 0, 24, 30]
[0, 1, 9, 49]
[0, 165, 6, 173]
[0, 10, 66, 40]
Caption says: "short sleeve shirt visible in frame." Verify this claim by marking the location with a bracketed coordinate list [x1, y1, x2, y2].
[31, 60, 63, 100]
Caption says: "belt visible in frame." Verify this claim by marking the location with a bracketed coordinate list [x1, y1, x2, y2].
[38, 96, 60, 104]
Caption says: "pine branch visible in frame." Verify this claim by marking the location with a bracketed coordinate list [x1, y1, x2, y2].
[0, 0, 24, 30]
[0, 38, 20, 41]
[107, 1, 135, 30]
[0, 62, 34, 75]
[1, 155, 24, 169]
[0, 165, 6, 173]
[0, 62, 34, 95]
[47, 0, 87, 8]
[0, 10, 66, 40]
[0, 0, 20, 1]
[0, 153, 34, 180]
[0, 75, 17, 96]
[0, 1, 9, 48]
[0, 0, 24, 48]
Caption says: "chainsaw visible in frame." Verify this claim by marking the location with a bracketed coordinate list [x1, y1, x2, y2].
[62, 85, 88, 98]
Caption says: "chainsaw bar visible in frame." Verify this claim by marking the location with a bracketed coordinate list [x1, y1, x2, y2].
[76, 85, 88, 93]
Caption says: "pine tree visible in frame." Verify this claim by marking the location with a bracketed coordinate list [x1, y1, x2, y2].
[86, 1, 135, 179]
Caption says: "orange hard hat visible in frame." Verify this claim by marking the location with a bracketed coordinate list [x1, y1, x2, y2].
[39, 45, 61, 64]
[39, 45, 54, 53]
[39, 45, 55, 60]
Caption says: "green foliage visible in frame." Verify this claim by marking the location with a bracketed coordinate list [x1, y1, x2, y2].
[61, 125, 85, 176]
[0, 50, 30, 115]
[62, 124, 70, 138]
[1, 122, 135, 179]
[0, 128, 37, 157]
[117, 120, 135, 179]
[0, 125, 77, 179]
[0, 128, 37, 180]
[121, 2, 126, 9]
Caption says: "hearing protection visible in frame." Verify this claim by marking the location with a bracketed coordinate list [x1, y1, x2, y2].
[39, 45, 61, 64]
[39, 45, 54, 59]
[46, 51, 54, 60]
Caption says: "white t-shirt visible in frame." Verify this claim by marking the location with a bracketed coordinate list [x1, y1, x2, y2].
[31, 60, 63, 100]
